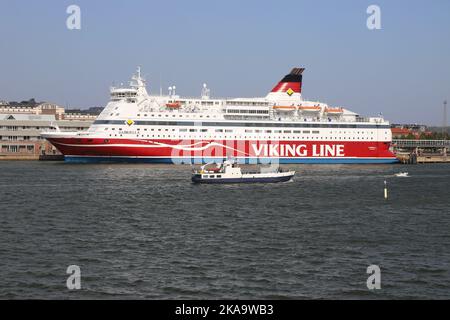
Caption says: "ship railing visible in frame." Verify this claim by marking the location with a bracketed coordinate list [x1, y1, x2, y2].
[392, 139, 450, 148]
[355, 116, 385, 123]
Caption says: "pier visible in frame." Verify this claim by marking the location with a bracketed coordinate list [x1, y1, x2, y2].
[392, 139, 450, 164]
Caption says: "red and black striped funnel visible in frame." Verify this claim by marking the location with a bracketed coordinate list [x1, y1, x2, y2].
[270, 67, 305, 95]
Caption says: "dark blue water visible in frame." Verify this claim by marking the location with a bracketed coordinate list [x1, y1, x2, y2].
[1, 161, 449, 299]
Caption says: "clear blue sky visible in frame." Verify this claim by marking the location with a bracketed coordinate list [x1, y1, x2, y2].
[0, 0, 449, 125]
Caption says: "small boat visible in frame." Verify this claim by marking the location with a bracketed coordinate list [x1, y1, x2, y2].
[298, 105, 321, 112]
[395, 172, 409, 177]
[273, 105, 297, 111]
[166, 101, 181, 108]
[192, 160, 295, 184]
[324, 107, 344, 115]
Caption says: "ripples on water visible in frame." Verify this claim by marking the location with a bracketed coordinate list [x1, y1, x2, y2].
[0, 161, 449, 299]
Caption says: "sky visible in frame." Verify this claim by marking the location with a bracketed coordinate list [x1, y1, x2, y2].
[0, 0, 449, 125]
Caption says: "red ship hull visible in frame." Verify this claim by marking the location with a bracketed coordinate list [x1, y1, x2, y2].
[45, 137, 398, 164]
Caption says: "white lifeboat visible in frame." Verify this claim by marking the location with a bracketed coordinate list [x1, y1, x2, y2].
[273, 105, 296, 112]
[298, 105, 321, 112]
[166, 101, 181, 108]
[324, 107, 344, 115]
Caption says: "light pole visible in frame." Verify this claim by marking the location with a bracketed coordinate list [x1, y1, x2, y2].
[444, 100, 448, 138]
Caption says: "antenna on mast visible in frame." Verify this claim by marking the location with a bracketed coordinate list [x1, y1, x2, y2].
[201, 83, 210, 99]
[130, 66, 148, 96]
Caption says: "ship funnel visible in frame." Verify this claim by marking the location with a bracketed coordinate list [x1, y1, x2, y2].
[270, 67, 305, 94]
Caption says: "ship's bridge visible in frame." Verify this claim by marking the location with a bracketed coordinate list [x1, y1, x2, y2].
[110, 88, 138, 103]
[108, 67, 148, 104]
[223, 98, 271, 120]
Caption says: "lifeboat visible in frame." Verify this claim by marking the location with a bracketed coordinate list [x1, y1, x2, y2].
[298, 106, 321, 112]
[273, 105, 296, 111]
[166, 101, 181, 108]
[324, 107, 344, 115]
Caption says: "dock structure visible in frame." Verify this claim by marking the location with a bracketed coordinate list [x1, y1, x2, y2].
[392, 139, 450, 164]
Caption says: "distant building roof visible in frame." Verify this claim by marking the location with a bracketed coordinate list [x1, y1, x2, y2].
[0, 113, 56, 121]
[391, 128, 411, 135]
[65, 107, 103, 115]
[7, 99, 39, 108]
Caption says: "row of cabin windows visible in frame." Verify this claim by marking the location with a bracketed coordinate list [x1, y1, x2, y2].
[227, 102, 270, 106]
[0, 136, 33, 140]
[226, 109, 269, 114]
[109, 134, 380, 141]
[1, 145, 35, 152]
[0, 126, 55, 130]
[103, 127, 384, 135]
[1, 136, 45, 141]
[107, 133, 381, 140]
[108, 113, 220, 119]
[111, 92, 137, 97]
[173, 101, 220, 106]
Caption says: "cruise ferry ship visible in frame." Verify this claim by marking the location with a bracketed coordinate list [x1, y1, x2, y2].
[42, 67, 398, 164]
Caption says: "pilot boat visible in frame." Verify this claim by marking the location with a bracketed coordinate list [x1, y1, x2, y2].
[191, 160, 295, 184]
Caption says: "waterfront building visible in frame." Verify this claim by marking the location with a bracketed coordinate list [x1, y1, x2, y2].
[0, 98, 103, 159]
[0, 113, 92, 160]
[0, 100, 102, 120]
[63, 108, 102, 121]
[391, 124, 433, 139]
